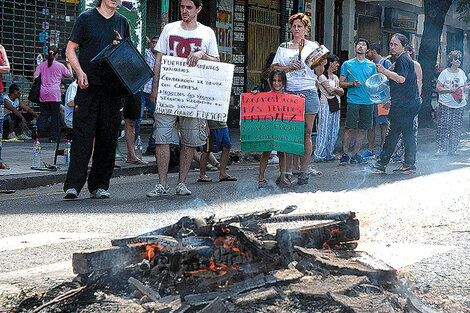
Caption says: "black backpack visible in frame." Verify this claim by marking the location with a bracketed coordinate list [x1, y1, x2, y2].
[28, 75, 41, 103]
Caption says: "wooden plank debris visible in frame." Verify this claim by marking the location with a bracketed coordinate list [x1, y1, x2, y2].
[72, 245, 142, 274]
[198, 297, 227, 313]
[128, 277, 161, 302]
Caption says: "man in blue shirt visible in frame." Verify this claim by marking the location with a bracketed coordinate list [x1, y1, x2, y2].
[362, 43, 392, 158]
[339, 38, 377, 165]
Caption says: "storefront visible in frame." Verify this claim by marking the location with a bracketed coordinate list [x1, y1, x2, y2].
[0, 0, 80, 106]
[0, 0, 343, 117]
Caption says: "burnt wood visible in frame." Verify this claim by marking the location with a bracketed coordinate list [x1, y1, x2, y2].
[258, 211, 356, 224]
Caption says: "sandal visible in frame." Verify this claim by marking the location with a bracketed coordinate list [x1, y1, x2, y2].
[126, 159, 148, 165]
[307, 169, 322, 176]
[220, 174, 237, 181]
[197, 175, 213, 182]
[0, 161, 10, 170]
[297, 172, 309, 185]
[207, 163, 218, 171]
[278, 179, 292, 188]
[258, 179, 268, 189]
[285, 174, 297, 184]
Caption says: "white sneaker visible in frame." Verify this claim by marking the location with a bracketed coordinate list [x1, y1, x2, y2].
[8, 132, 17, 139]
[64, 188, 78, 199]
[146, 184, 169, 197]
[175, 182, 192, 195]
[90, 188, 110, 199]
[268, 155, 279, 164]
[17, 133, 32, 140]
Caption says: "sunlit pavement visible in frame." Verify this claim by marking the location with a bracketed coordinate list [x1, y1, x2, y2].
[1, 132, 469, 311]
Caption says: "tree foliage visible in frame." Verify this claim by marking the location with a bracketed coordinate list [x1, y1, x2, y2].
[457, 0, 470, 23]
[417, 0, 453, 128]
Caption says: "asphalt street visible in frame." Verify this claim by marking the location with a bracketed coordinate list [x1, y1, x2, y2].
[1, 137, 470, 312]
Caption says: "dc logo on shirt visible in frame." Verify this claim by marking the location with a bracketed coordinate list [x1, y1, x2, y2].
[169, 36, 203, 58]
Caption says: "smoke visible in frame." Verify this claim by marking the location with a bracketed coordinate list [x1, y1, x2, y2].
[179, 197, 209, 214]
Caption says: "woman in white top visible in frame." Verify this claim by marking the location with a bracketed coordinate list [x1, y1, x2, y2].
[272, 13, 325, 185]
[313, 54, 344, 162]
[435, 50, 469, 155]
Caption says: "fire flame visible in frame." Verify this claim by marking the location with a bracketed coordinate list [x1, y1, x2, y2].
[214, 236, 248, 256]
[322, 242, 332, 252]
[139, 243, 166, 262]
[322, 228, 341, 253]
[189, 258, 239, 276]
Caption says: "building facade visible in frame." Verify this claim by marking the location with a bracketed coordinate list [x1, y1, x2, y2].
[1, 0, 468, 116]
[0, 0, 80, 106]
[350, 0, 470, 72]
[151, 0, 345, 117]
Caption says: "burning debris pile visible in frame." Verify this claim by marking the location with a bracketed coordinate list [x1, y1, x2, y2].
[14, 207, 425, 312]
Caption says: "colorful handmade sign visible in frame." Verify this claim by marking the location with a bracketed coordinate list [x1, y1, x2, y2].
[240, 92, 305, 155]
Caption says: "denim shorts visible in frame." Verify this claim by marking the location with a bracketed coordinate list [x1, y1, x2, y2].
[287, 89, 320, 115]
[373, 104, 388, 125]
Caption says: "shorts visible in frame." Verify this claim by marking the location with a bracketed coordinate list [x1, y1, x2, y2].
[122, 93, 141, 120]
[373, 104, 388, 125]
[153, 113, 207, 147]
[3, 113, 17, 123]
[287, 89, 320, 115]
[203, 127, 232, 152]
[345, 103, 374, 130]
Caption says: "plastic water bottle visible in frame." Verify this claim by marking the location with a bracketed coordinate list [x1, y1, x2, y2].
[64, 139, 71, 168]
[364, 73, 390, 104]
[32, 138, 41, 168]
[134, 135, 143, 160]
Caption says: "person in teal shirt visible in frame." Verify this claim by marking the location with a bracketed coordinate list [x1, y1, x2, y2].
[339, 38, 377, 165]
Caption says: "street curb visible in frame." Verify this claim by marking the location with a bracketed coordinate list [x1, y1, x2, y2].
[0, 151, 263, 191]
[0, 163, 158, 191]
[0, 128, 439, 192]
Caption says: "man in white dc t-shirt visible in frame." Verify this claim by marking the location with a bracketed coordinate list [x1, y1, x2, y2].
[147, 0, 220, 198]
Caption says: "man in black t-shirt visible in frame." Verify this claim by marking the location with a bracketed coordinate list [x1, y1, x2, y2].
[371, 33, 420, 175]
[63, 0, 131, 199]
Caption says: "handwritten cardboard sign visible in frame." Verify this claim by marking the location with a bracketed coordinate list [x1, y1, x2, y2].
[240, 92, 305, 155]
[156, 56, 234, 122]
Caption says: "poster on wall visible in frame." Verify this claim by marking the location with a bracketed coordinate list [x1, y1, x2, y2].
[303, 0, 314, 40]
[216, 0, 234, 64]
[85, 0, 143, 52]
[50, 30, 60, 47]
[240, 92, 305, 155]
[232, 0, 246, 99]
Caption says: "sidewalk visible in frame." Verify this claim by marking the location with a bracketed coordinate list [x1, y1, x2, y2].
[0, 129, 241, 191]
[0, 124, 439, 191]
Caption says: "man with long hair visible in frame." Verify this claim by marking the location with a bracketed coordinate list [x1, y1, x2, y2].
[371, 33, 420, 174]
[63, 0, 130, 199]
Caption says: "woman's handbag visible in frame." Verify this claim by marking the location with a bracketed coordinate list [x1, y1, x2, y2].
[327, 96, 340, 113]
[28, 75, 41, 104]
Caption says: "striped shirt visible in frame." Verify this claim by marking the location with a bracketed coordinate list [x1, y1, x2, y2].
[143, 48, 156, 94]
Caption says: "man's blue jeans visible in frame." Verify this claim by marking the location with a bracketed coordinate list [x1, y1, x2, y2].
[135, 92, 156, 150]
